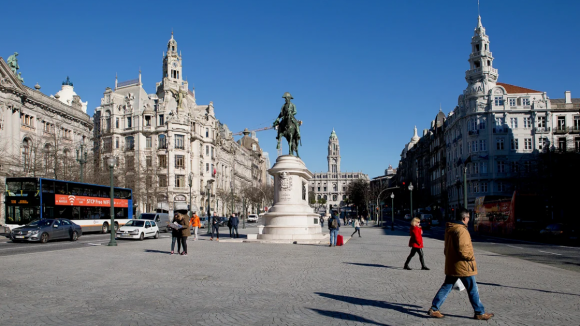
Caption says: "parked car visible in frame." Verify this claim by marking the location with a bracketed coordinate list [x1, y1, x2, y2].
[116, 219, 159, 240]
[138, 213, 170, 232]
[247, 214, 259, 223]
[540, 223, 577, 245]
[217, 217, 229, 227]
[431, 218, 440, 226]
[11, 218, 82, 243]
[199, 217, 208, 228]
[420, 214, 432, 230]
[404, 214, 412, 220]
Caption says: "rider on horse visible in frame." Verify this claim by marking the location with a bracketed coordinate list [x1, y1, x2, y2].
[273, 92, 302, 156]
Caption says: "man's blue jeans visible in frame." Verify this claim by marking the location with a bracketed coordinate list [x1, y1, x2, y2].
[431, 275, 485, 315]
[330, 229, 338, 245]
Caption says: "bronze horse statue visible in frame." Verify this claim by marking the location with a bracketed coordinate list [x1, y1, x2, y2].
[273, 92, 302, 157]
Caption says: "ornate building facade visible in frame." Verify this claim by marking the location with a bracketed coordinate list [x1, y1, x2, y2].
[0, 56, 93, 225]
[309, 129, 369, 212]
[93, 33, 266, 216]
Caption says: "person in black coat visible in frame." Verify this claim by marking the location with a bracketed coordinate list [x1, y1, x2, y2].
[231, 213, 240, 238]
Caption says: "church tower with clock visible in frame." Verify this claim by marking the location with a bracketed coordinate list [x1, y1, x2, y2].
[328, 128, 340, 173]
[163, 31, 182, 83]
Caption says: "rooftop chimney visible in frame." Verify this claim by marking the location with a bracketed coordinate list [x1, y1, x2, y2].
[565, 91, 572, 104]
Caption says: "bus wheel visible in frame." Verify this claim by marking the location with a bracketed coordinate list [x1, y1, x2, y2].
[101, 223, 109, 234]
[40, 233, 49, 243]
[70, 231, 79, 241]
[139, 233, 144, 241]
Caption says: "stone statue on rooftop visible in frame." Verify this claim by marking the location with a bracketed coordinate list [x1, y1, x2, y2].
[7, 52, 19, 75]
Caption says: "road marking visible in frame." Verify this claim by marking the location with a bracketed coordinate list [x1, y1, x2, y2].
[507, 245, 524, 249]
[87, 243, 102, 246]
[539, 250, 562, 256]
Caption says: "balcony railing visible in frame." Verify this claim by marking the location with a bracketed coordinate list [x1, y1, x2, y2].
[468, 130, 479, 136]
[533, 127, 550, 134]
[554, 127, 569, 134]
[570, 126, 580, 133]
[493, 128, 508, 134]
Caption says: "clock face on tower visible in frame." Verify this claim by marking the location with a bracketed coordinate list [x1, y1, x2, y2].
[172, 62, 177, 68]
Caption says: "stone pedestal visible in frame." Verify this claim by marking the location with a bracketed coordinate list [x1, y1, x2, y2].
[257, 155, 326, 242]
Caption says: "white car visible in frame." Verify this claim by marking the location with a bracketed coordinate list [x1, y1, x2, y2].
[247, 214, 259, 223]
[116, 219, 159, 240]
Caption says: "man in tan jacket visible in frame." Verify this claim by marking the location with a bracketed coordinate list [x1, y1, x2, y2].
[428, 209, 494, 320]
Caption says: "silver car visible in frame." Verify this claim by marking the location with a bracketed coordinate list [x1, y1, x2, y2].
[11, 219, 83, 243]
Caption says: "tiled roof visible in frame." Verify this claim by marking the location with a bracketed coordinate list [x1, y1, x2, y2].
[549, 98, 580, 104]
[497, 82, 542, 94]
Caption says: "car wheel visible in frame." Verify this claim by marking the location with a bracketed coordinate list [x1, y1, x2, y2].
[154, 231, 159, 239]
[101, 223, 109, 234]
[40, 233, 49, 243]
[114, 222, 119, 232]
[70, 231, 79, 241]
[139, 233, 144, 241]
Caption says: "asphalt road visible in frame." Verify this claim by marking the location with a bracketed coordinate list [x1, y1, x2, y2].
[387, 219, 580, 273]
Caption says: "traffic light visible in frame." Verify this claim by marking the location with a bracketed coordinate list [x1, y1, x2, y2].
[376, 207, 379, 211]
[402, 182, 406, 186]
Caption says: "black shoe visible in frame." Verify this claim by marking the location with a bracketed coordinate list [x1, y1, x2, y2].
[329, 244, 332, 247]
[421, 266, 430, 270]
[404, 265, 412, 270]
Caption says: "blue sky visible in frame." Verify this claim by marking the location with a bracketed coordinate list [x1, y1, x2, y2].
[2, 0, 579, 178]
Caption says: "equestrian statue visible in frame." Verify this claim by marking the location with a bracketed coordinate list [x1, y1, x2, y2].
[273, 92, 302, 157]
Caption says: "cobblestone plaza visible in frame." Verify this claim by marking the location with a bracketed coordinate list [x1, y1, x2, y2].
[1, 226, 578, 326]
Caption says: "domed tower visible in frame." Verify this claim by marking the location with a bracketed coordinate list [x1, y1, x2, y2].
[465, 15, 498, 93]
[163, 31, 182, 82]
[327, 128, 340, 173]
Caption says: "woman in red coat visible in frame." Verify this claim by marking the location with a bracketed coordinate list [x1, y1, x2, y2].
[404, 217, 430, 270]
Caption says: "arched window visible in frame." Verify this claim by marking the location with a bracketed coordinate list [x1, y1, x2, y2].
[104, 110, 111, 131]
[323, 195, 327, 200]
[125, 136, 135, 150]
[44, 144, 52, 173]
[158, 134, 166, 149]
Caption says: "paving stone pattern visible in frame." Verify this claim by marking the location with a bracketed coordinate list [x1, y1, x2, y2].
[1, 226, 579, 326]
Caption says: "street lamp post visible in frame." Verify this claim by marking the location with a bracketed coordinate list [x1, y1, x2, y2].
[76, 143, 88, 183]
[390, 193, 395, 231]
[107, 157, 117, 247]
[463, 166, 468, 209]
[376, 188, 389, 227]
[242, 197, 246, 229]
[408, 182, 414, 218]
[206, 180, 214, 235]
[188, 173, 193, 213]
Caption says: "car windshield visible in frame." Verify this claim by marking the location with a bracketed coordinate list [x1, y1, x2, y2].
[125, 220, 145, 227]
[139, 214, 156, 220]
[28, 219, 52, 227]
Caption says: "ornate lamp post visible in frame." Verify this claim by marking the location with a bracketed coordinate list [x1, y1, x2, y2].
[408, 182, 414, 218]
[107, 157, 117, 247]
[376, 188, 388, 227]
[390, 193, 395, 231]
[188, 172, 193, 213]
[76, 143, 88, 183]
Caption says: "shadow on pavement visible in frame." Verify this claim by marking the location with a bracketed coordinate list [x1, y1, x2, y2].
[308, 309, 391, 326]
[478, 282, 580, 297]
[315, 292, 429, 319]
[344, 262, 402, 270]
[144, 249, 171, 254]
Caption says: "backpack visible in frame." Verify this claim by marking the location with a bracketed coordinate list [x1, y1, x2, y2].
[329, 217, 338, 229]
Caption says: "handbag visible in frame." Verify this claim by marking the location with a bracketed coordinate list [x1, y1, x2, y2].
[453, 279, 465, 291]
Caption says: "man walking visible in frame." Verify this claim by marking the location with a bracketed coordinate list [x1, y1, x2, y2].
[232, 214, 240, 238]
[210, 212, 220, 241]
[328, 211, 341, 247]
[428, 209, 494, 320]
[189, 211, 200, 241]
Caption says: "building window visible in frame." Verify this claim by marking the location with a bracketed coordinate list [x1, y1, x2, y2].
[524, 161, 531, 173]
[497, 161, 505, 173]
[175, 155, 184, 168]
[511, 162, 519, 173]
[510, 117, 518, 129]
[145, 116, 151, 126]
[103, 138, 112, 152]
[175, 175, 185, 188]
[126, 156, 134, 171]
[146, 156, 152, 168]
[159, 175, 167, 187]
[146, 137, 152, 148]
[211, 147, 214, 158]
[206, 128, 209, 138]
[478, 119, 486, 130]
[558, 138, 566, 151]
[159, 114, 164, 126]
[558, 116, 566, 131]
[538, 116, 546, 128]
[494, 97, 504, 106]
[333, 195, 337, 201]
[509, 98, 516, 107]
[522, 98, 530, 106]
[574, 116, 580, 131]
[206, 163, 209, 172]
[511, 138, 519, 150]
[317, 195, 321, 200]
[323, 195, 327, 200]
[576, 138, 580, 152]
[496, 138, 504, 150]
[127, 117, 132, 128]
[158, 155, 167, 168]
[175, 135, 184, 149]
[524, 138, 532, 150]
[146, 176, 152, 188]
[523, 117, 532, 128]
[479, 139, 486, 151]
[158, 134, 167, 149]
[497, 181, 506, 192]
[317, 187, 320, 191]
[324, 187, 327, 191]
[115, 118, 119, 129]
[342, 195, 346, 200]
[125, 136, 134, 150]
[481, 182, 488, 192]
